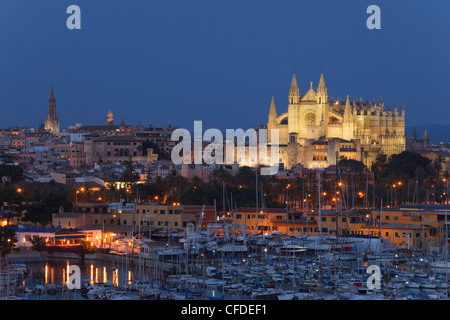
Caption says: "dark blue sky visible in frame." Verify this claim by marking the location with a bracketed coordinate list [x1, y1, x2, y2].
[0, 0, 449, 132]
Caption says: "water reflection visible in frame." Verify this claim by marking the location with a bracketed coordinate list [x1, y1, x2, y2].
[29, 258, 134, 289]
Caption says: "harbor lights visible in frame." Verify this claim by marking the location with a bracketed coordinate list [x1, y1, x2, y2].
[444, 178, 449, 204]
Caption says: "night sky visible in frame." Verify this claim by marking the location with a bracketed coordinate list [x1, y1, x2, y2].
[0, 0, 449, 133]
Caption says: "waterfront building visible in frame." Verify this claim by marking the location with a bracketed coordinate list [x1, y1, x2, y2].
[12, 224, 55, 249]
[74, 202, 109, 214]
[231, 207, 368, 237]
[52, 211, 89, 229]
[84, 203, 211, 238]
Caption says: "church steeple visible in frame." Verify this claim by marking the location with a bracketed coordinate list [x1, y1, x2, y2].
[50, 86, 55, 100]
[45, 86, 59, 133]
[289, 72, 300, 104]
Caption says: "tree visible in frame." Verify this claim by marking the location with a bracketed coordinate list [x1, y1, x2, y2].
[0, 164, 24, 182]
[382, 273, 391, 297]
[121, 157, 139, 185]
[374, 151, 435, 205]
[22, 190, 73, 225]
[30, 236, 47, 252]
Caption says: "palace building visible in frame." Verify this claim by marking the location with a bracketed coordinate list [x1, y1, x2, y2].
[265, 72, 406, 169]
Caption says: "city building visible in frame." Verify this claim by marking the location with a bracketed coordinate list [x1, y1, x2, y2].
[83, 135, 143, 166]
[12, 224, 55, 249]
[52, 211, 89, 229]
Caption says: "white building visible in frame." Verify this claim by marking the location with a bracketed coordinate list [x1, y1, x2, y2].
[13, 224, 55, 248]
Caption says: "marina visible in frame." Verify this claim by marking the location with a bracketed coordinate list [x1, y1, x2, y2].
[1, 231, 449, 300]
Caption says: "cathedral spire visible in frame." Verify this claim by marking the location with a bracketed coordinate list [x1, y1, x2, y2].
[290, 72, 298, 90]
[344, 95, 352, 120]
[269, 95, 277, 117]
[267, 95, 278, 144]
[289, 72, 300, 104]
[317, 72, 327, 104]
[343, 95, 354, 140]
[317, 72, 326, 92]
[379, 96, 384, 108]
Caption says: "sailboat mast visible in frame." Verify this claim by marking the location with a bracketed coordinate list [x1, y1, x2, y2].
[256, 167, 259, 233]
[318, 171, 322, 236]
[379, 198, 383, 238]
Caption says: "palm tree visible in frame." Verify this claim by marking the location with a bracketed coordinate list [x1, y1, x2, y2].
[382, 273, 391, 297]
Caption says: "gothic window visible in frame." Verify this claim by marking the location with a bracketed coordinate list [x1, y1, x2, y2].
[305, 113, 316, 125]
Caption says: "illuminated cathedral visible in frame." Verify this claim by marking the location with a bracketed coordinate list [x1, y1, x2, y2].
[264, 72, 405, 169]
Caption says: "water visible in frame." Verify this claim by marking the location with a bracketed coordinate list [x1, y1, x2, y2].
[7, 255, 449, 300]
[15, 258, 128, 300]
[13, 257, 241, 300]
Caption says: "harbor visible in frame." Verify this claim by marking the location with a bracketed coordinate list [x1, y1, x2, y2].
[1, 230, 449, 301]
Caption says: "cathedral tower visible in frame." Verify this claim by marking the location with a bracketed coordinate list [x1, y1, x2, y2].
[267, 96, 277, 143]
[342, 95, 354, 140]
[316, 72, 327, 104]
[44, 87, 60, 133]
[288, 72, 300, 105]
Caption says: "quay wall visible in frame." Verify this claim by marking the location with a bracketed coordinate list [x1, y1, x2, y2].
[95, 253, 180, 271]
[5, 251, 46, 263]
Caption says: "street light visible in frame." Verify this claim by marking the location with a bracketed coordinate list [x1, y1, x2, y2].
[444, 178, 448, 205]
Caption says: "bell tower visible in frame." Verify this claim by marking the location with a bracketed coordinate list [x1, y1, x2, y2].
[106, 109, 114, 125]
[44, 87, 60, 133]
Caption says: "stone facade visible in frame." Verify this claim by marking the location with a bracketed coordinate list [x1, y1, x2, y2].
[266, 72, 406, 169]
